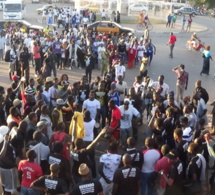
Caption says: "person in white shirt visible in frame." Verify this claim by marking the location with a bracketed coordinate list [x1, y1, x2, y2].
[72, 9, 76, 16]
[4, 34, 11, 53]
[48, 9, 53, 25]
[57, 12, 63, 28]
[61, 12, 66, 27]
[66, 39, 81, 68]
[0, 33, 5, 60]
[183, 104, 197, 130]
[99, 142, 121, 195]
[97, 43, 105, 70]
[53, 7, 58, 22]
[42, 9, 47, 24]
[66, 7, 70, 15]
[151, 75, 169, 99]
[180, 116, 193, 142]
[116, 75, 127, 104]
[101, 9, 106, 20]
[115, 58, 126, 81]
[141, 137, 160, 195]
[119, 99, 140, 148]
[72, 27, 78, 36]
[65, 14, 70, 31]
[24, 35, 31, 52]
[49, 77, 59, 107]
[30, 131, 50, 166]
[83, 16, 89, 30]
[76, 14, 81, 29]
[83, 110, 95, 142]
[9, 45, 17, 80]
[82, 90, 100, 122]
[137, 41, 146, 65]
[89, 11, 93, 23]
[42, 82, 51, 106]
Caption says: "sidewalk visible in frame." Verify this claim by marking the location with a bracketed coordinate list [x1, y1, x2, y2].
[123, 21, 207, 34]
[121, 11, 207, 34]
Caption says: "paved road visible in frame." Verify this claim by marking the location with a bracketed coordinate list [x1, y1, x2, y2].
[0, 2, 214, 134]
[0, 3, 215, 194]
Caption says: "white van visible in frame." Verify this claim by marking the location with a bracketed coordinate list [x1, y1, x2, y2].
[3, 0, 26, 20]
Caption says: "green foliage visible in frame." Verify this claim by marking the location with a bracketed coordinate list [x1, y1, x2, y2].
[191, 0, 215, 9]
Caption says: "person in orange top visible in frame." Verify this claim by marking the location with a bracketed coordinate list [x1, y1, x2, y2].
[138, 12, 144, 24]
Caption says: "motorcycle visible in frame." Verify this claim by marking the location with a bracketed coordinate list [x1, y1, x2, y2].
[186, 40, 205, 52]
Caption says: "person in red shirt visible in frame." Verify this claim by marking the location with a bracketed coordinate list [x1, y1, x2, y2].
[108, 99, 121, 140]
[167, 32, 177, 58]
[33, 41, 41, 77]
[49, 122, 70, 160]
[154, 144, 172, 194]
[186, 15, 193, 32]
[18, 150, 42, 195]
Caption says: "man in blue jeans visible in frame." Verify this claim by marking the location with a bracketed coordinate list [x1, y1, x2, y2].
[141, 137, 160, 195]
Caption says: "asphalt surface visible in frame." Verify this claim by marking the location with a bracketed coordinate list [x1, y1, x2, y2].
[0, 2, 215, 194]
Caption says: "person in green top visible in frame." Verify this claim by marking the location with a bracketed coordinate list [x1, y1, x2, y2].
[171, 14, 177, 28]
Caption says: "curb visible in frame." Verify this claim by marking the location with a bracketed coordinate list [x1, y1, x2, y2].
[135, 26, 208, 34]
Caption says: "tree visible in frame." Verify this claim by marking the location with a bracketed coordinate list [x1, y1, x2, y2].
[191, 0, 215, 9]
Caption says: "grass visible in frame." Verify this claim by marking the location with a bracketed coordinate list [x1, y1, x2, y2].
[121, 18, 166, 25]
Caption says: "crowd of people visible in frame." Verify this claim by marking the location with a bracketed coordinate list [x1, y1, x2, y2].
[0, 6, 215, 195]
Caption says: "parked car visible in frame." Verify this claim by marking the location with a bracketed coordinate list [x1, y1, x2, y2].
[174, 7, 200, 16]
[129, 4, 149, 13]
[80, 4, 99, 12]
[32, 0, 40, 3]
[0, 20, 43, 34]
[87, 21, 134, 35]
[36, 5, 54, 14]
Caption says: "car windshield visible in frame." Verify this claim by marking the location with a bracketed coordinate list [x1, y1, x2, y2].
[4, 4, 21, 12]
[113, 22, 122, 28]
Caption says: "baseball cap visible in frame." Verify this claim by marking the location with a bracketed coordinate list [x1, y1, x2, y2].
[12, 75, 20, 81]
[46, 77, 53, 82]
[56, 99, 65, 105]
[166, 149, 178, 160]
[78, 163, 90, 176]
[36, 121, 48, 131]
[13, 99, 22, 107]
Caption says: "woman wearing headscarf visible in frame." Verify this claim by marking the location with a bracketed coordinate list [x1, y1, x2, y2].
[200, 46, 213, 76]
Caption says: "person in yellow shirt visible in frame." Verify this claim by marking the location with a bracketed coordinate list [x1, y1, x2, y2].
[43, 25, 51, 36]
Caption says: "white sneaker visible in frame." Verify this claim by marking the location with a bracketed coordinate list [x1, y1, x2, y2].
[34, 74, 38, 77]
[79, 67, 82, 69]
